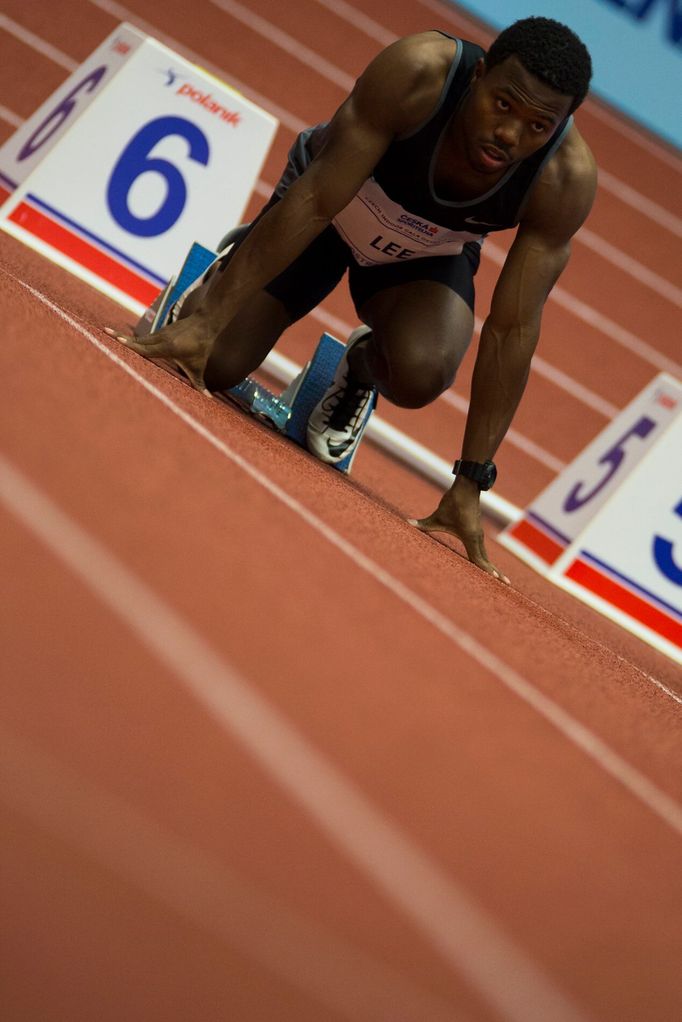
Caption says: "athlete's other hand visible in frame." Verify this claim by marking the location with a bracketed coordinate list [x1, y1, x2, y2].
[409, 477, 510, 583]
[104, 312, 216, 395]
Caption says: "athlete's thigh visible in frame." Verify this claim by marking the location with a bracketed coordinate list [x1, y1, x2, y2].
[362, 279, 473, 356]
[350, 245, 479, 373]
[359, 272, 475, 398]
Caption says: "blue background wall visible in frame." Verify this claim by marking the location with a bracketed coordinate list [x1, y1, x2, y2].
[449, 1, 681, 149]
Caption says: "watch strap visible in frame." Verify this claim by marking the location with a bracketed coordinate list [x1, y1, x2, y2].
[452, 459, 497, 490]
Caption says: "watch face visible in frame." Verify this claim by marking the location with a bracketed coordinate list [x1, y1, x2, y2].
[481, 461, 497, 489]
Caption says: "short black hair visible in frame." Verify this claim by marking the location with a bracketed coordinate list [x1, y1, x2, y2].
[486, 17, 592, 113]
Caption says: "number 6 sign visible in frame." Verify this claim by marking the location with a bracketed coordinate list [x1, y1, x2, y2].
[0, 23, 277, 312]
[0, 24, 142, 204]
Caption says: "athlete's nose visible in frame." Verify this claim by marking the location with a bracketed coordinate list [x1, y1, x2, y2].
[494, 118, 521, 150]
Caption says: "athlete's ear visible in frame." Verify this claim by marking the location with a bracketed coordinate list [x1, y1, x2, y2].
[471, 57, 487, 83]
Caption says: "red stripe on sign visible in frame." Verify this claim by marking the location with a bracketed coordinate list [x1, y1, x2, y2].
[9, 201, 161, 307]
[566, 558, 682, 648]
[509, 517, 564, 565]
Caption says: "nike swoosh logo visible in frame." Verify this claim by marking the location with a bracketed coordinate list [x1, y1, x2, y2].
[464, 217, 498, 227]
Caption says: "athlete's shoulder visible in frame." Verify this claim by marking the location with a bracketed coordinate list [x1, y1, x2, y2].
[522, 124, 597, 237]
[547, 124, 597, 192]
[355, 31, 461, 133]
[377, 29, 460, 76]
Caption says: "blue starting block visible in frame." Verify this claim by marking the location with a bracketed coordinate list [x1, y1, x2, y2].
[134, 241, 376, 474]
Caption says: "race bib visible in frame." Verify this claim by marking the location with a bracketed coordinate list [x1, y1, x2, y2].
[332, 178, 483, 267]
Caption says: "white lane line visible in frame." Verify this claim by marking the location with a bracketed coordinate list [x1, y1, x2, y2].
[544, 284, 681, 376]
[0, 13, 77, 71]
[417, 0, 491, 40]
[316, 0, 484, 46]
[9, 270, 682, 801]
[416, 0, 682, 173]
[484, 240, 682, 376]
[598, 168, 682, 238]
[211, 0, 355, 90]
[578, 226, 682, 307]
[0, 454, 588, 1022]
[0, 730, 468, 1022]
[439, 390, 566, 472]
[524, 353, 618, 419]
[469, 309, 619, 419]
[587, 99, 682, 175]
[314, 0, 397, 46]
[0, 103, 23, 129]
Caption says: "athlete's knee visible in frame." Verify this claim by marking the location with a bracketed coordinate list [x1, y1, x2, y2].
[380, 341, 459, 408]
[204, 342, 258, 391]
[204, 291, 291, 391]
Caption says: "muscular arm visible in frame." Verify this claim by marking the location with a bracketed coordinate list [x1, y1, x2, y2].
[111, 33, 454, 388]
[463, 129, 597, 463]
[415, 127, 597, 580]
[199, 33, 452, 330]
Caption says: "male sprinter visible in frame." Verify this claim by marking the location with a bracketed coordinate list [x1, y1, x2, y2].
[109, 17, 596, 582]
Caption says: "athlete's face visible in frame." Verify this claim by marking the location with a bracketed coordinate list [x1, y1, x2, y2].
[460, 56, 573, 175]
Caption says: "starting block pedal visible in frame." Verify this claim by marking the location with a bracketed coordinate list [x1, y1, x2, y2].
[225, 377, 292, 433]
[136, 241, 375, 473]
[134, 241, 222, 337]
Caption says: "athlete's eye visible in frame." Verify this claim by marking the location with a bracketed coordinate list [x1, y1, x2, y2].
[531, 121, 549, 134]
[495, 98, 510, 111]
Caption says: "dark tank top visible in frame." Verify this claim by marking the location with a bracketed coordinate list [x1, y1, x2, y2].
[279, 33, 572, 267]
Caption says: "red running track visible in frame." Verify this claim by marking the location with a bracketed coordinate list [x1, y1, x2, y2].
[1, 2, 682, 1021]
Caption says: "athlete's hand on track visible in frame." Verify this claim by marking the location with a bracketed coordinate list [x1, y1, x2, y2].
[104, 314, 215, 395]
[409, 478, 510, 584]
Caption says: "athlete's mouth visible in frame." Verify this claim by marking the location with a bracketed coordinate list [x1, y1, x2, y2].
[478, 143, 510, 169]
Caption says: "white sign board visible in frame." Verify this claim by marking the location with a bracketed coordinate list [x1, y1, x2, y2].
[0, 24, 278, 313]
[500, 372, 682, 661]
[501, 374, 682, 574]
[553, 416, 682, 664]
[0, 24, 144, 203]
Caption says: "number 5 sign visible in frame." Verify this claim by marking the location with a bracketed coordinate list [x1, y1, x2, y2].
[500, 372, 682, 662]
[0, 23, 277, 312]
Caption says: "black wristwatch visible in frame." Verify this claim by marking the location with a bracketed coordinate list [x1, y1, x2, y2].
[453, 459, 497, 490]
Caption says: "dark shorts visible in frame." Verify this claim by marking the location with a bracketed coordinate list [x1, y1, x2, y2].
[221, 192, 481, 323]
